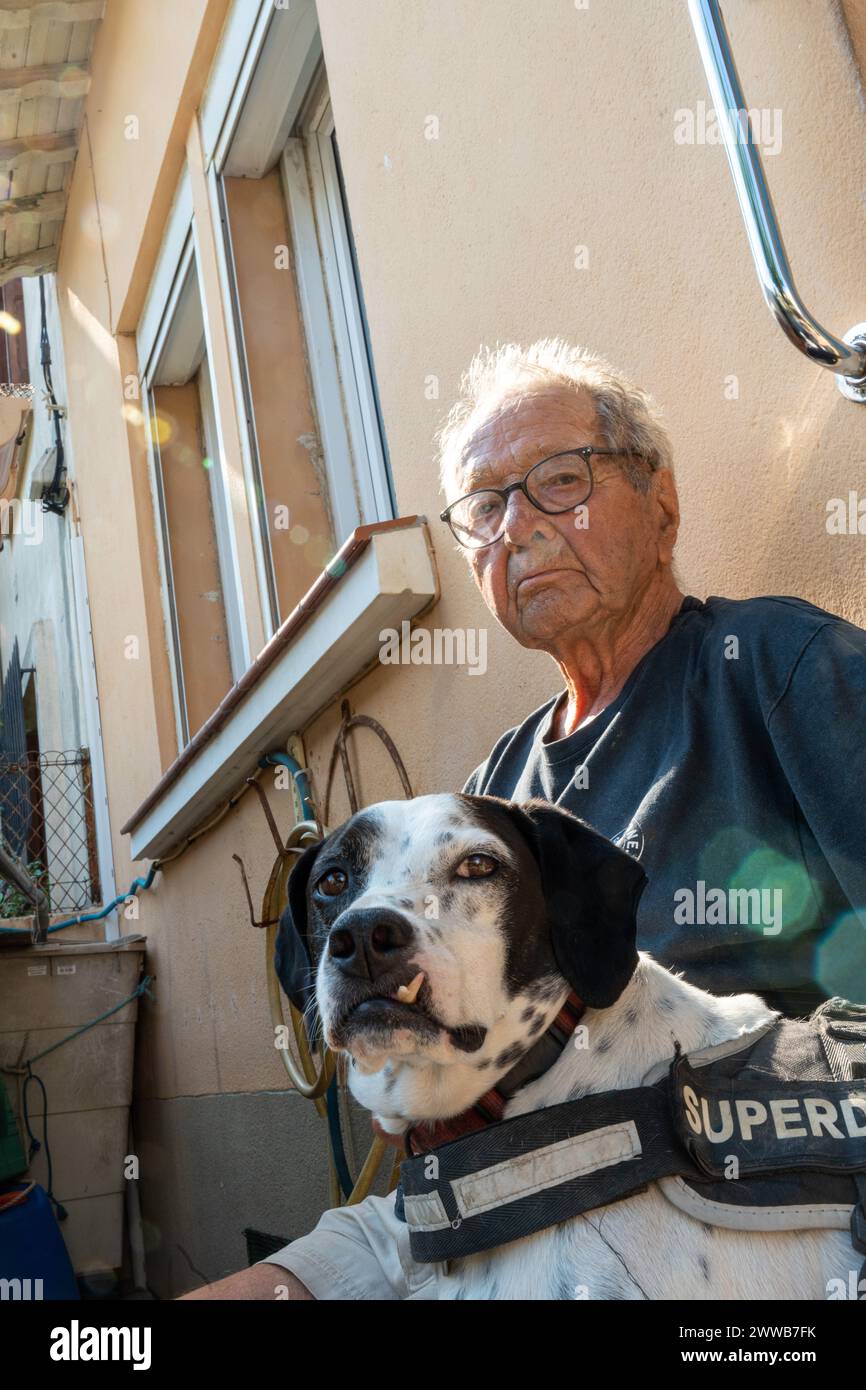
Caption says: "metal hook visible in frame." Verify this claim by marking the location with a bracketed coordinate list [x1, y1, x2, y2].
[231, 853, 279, 928]
[246, 777, 285, 856]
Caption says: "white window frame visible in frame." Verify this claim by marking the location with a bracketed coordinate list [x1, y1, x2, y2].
[200, 0, 324, 640]
[205, 163, 280, 635]
[138, 185, 249, 748]
[300, 91, 395, 526]
[196, 360, 247, 680]
[200, 0, 395, 633]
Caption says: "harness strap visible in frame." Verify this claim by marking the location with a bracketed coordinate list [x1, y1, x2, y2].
[396, 1016, 866, 1265]
[820, 1001, 866, 1291]
[851, 1173, 866, 1293]
[395, 1072, 701, 1262]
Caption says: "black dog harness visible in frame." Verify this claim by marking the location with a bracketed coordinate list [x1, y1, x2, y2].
[394, 998, 866, 1279]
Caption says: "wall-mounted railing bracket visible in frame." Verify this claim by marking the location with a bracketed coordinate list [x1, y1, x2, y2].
[689, 0, 866, 402]
[838, 325, 866, 403]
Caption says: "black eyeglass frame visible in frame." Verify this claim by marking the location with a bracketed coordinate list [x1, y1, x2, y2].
[439, 447, 650, 550]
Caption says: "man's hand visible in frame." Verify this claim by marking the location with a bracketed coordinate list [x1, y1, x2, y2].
[178, 1265, 315, 1299]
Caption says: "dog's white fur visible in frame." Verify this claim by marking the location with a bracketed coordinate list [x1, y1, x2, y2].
[312, 796, 858, 1299]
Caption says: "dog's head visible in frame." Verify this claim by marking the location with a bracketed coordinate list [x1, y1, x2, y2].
[276, 794, 646, 1122]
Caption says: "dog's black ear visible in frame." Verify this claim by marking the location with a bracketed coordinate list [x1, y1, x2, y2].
[274, 837, 326, 1021]
[491, 797, 647, 1009]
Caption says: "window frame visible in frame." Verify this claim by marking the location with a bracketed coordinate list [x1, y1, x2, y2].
[123, 0, 433, 849]
[203, 0, 396, 631]
[138, 201, 248, 749]
[144, 373, 189, 749]
[209, 166, 281, 632]
[196, 357, 248, 680]
[301, 89, 396, 525]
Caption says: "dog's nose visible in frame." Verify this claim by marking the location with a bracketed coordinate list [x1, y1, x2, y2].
[327, 907, 416, 984]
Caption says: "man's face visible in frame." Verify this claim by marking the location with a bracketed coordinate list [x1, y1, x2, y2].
[448, 387, 677, 649]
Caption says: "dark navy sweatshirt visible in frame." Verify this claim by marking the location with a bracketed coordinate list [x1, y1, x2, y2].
[461, 594, 866, 1017]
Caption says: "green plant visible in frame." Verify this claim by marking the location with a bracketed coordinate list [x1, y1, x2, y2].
[0, 859, 51, 918]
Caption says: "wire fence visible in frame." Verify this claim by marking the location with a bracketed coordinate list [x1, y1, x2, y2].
[0, 749, 101, 916]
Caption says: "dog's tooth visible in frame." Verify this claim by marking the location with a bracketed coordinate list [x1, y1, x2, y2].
[394, 971, 425, 1004]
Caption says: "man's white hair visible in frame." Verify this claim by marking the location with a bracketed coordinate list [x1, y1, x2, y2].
[437, 338, 674, 498]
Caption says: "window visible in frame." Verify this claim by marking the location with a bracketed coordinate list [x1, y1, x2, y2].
[0, 276, 32, 508]
[0, 278, 28, 386]
[123, 1, 435, 850]
[207, 0, 395, 633]
[141, 238, 245, 745]
[137, 1, 398, 749]
[290, 79, 395, 532]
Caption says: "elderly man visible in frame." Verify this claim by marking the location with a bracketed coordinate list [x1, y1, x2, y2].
[181, 338, 866, 1300]
[440, 337, 866, 1019]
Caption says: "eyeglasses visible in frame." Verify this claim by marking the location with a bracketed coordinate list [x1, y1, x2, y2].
[439, 447, 649, 550]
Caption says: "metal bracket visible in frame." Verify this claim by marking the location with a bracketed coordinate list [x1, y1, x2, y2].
[838, 325, 866, 402]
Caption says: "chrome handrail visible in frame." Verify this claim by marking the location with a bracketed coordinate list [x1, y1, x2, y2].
[688, 0, 866, 400]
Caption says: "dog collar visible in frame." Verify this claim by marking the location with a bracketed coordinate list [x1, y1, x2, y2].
[402, 990, 585, 1156]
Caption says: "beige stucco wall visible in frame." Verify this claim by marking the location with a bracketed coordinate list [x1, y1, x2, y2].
[40, 0, 866, 1289]
[77, 0, 232, 333]
[301, 0, 866, 812]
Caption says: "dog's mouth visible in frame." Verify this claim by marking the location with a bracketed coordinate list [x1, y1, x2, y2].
[347, 996, 430, 1027]
[326, 969, 489, 1055]
[325, 973, 489, 1056]
[329, 970, 439, 1043]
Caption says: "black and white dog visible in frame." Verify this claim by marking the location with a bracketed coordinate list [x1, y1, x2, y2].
[280, 793, 856, 1299]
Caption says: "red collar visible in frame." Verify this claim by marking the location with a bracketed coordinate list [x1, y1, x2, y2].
[403, 991, 585, 1156]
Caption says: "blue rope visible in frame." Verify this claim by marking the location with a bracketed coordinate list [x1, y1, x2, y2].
[1, 754, 313, 937]
[0, 862, 160, 936]
[0, 753, 341, 1200]
[12, 976, 155, 1223]
[21, 976, 155, 1067]
[325, 1075, 356, 1200]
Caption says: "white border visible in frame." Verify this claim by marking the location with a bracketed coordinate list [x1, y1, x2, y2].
[220, 0, 320, 178]
[188, 211, 252, 676]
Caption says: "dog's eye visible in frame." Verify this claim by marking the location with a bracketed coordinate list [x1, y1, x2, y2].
[455, 853, 499, 879]
[315, 869, 348, 897]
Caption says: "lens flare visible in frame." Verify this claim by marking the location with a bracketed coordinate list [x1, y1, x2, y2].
[149, 413, 173, 446]
[816, 911, 866, 1000]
